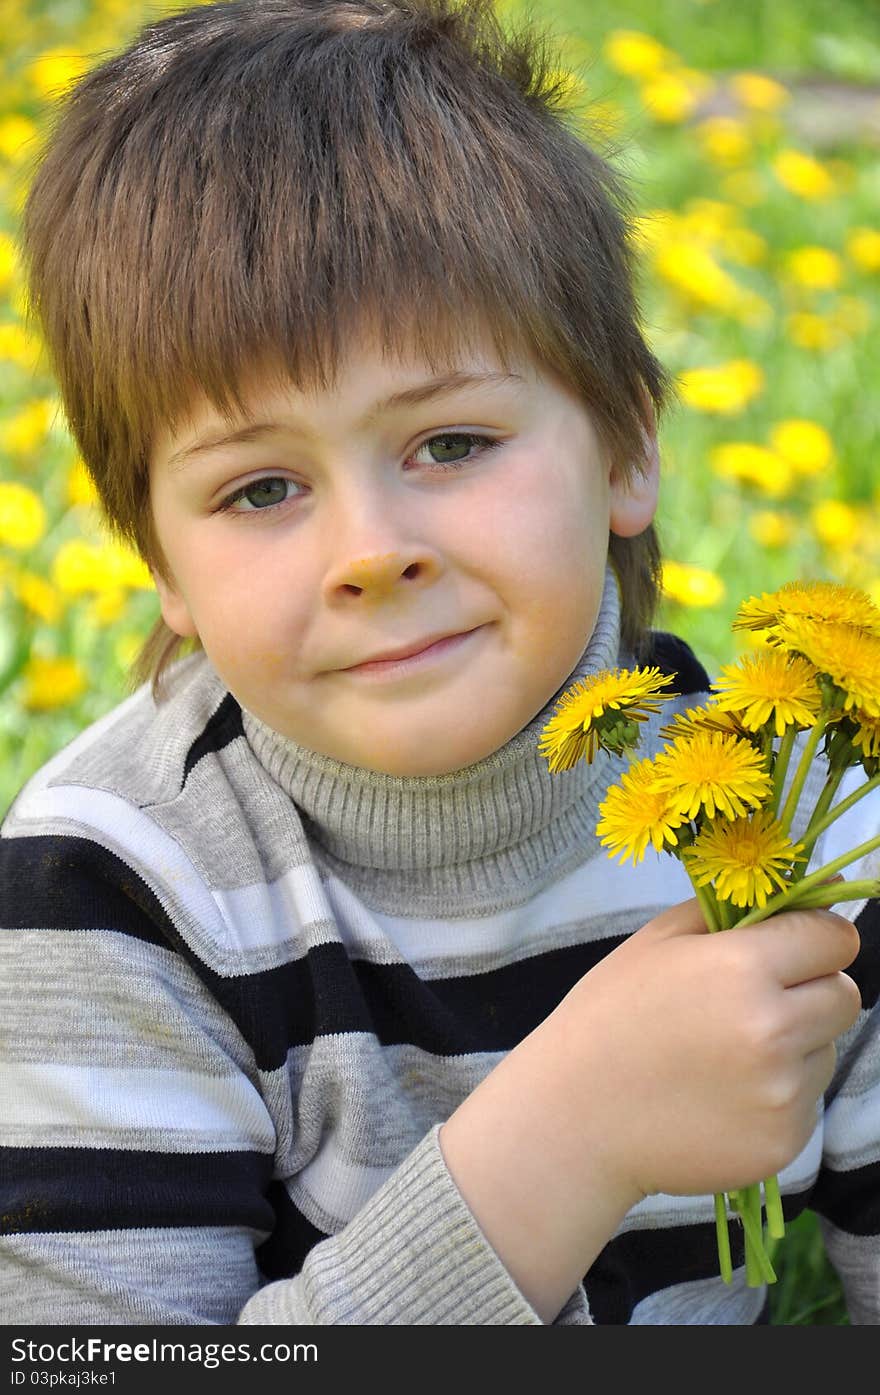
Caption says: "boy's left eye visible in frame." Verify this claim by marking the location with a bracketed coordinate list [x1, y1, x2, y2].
[409, 431, 500, 469]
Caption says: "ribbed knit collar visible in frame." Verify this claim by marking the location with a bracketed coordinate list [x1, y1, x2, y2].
[242, 564, 624, 911]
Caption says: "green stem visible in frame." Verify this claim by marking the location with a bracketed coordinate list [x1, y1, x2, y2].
[778, 719, 826, 839]
[714, 1192, 733, 1284]
[735, 1184, 776, 1286]
[693, 879, 721, 932]
[795, 765, 850, 873]
[783, 878, 877, 911]
[763, 1174, 785, 1240]
[798, 771, 880, 850]
[734, 830, 880, 927]
[770, 724, 798, 817]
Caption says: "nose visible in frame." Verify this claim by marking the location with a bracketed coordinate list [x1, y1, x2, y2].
[323, 490, 443, 604]
[329, 550, 441, 602]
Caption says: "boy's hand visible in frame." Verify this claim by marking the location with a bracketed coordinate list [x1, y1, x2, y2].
[439, 896, 861, 1323]
[549, 897, 862, 1202]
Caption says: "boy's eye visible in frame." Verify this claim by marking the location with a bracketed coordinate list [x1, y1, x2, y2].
[410, 432, 500, 469]
[217, 477, 300, 512]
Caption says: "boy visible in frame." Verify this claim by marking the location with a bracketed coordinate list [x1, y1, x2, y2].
[0, 0, 876, 1325]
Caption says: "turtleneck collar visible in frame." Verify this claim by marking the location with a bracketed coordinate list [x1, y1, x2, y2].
[242, 563, 624, 912]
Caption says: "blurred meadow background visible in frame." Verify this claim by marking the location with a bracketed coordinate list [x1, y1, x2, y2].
[2, 0, 879, 1324]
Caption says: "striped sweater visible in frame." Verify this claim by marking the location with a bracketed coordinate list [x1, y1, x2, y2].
[1, 567, 878, 1325]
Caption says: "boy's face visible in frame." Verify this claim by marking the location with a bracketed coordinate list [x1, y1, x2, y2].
[149, 329, 658, 776]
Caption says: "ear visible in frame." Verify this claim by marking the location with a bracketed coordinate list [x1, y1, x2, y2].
[151, 567, 199, 639]
[609, 405, 660, 540]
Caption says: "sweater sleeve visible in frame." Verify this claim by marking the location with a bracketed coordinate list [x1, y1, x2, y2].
[0, 827, 589, 1326]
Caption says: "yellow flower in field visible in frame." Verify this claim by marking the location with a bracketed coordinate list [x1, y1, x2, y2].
[604, 30, 673, 77]
[584, 99, 624, 138]
[776, 618, 880, 719]
[538, 666, 677, 771]
[784, 246, 843, 291]
[0, 324, 42, 370]
[721, 227, 767, 267]
[661, 560, 725, 608]
[786, 312, 838, 351]
[67, 459, 99, 508]
[711, 443, 794, 498]
[749, 510, 795, 549]
[86, 589, 127, 626]
[641, 68, 710, 124]
[811, 499, 860, 551]
[596, 756, 687, 865]
[52, 538, 153, 595]
[22, 656, 87, 712]
[0, 114, 39, 163]
[728, 72, 789, 113]
[0, 233, 18, 291]
[0, 482, 47, 550]
[654, 240, 767, 322]
[27, 49, 89, 100]
[682, 810, 803, 908]
[711, 649, 821, 736]
[721, 170, 766, 206]
[649, 730, 773, 821]
[846, 227, 880, 273]
[769, 420, 833, 476]
[677, 359, 764, 414]
[13, 571, 62, 624]
[772, 149, 834, 199]
[734, 580, 880, 639]
[696, 116, 751, 167]
[0, 399, 57, 455]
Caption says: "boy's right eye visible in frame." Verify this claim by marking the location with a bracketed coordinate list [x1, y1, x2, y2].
[215, 477, 302, 514]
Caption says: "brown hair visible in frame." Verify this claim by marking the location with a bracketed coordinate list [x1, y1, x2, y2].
[22, 0, 668, 701]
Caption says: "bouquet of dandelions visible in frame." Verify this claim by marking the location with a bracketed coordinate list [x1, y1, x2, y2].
[538, 579, 880, 1288]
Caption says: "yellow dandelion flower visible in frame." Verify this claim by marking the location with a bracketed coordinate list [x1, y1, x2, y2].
[749, 510, 795, 549]
[734, 580, 880, 639]
[785, 246, 843, 291]
[682, 810, 803, 908]
[27, 49, 89, 101]
[0, 114, 39, 164]
[710, 443, 794, 499]
[22, 656, 87, 712]
[660, 704, 747, 742]
[786, 311, 838, 351]
[0, 233, 18, 292]
[86, 589, 127, 627]
[661, 560, 725, 609]
[0, 399, 57, 455]
[0, 482, 47, 550]
[604, 30, 674, 78]
[654, 240, 767, 321]
[773, 149, 834, 200]
[51, 538, 153, 595]
[67, 459, 99, 508]
[641, 69, 709, 124]
[776, 617, 880, 718]
[729, 72, 789, 113]
[710, 649, 821, 736]
[596, 756, 687, 865]
[650, 731, 773, 821]
[696, 116, 751, 167]
[846, 227, 880, 274]
[677, 359, 764, 414]
[538, 667, 678, 772]
[850, 710, 880, 761]
[769, 420, 833, 476]
[812, 499, 859, 550]
[720, 226, 767, 267]
[0, 324, 42, 370]
[721, 171, 766, 206]
[13, 571, 62, 624]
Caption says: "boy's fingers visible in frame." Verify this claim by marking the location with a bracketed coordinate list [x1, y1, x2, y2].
[730, 909, 861, 987]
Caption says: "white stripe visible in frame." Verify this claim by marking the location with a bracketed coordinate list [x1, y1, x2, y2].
[324, 850, 696, 972]
[816, 768, 880, 922]
[295, 1132, 395, 1225]
[823, 1079, 880, 1169]
[0, 1061, 275, 1150]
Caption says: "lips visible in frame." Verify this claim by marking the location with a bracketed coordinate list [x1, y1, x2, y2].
[345, 630, 469, 669]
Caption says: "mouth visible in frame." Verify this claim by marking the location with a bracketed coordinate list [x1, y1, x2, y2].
[341, 626, 484, 675]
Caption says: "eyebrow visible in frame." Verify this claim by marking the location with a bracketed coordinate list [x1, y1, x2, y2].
[167, 370, 524, 471]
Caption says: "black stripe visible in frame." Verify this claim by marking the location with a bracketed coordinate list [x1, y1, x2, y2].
[0, 1146, 274, 1236]
[256, 1181, 329, 1281]
[645, 631, 711, 696]
[853, 900, 880, 1011]
[809, 1156, 880, 1236]
[182, 692, 245, 784]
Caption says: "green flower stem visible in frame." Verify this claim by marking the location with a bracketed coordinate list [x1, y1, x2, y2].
[714, 1192, 733, 1284]
[734, 830, 880, 928]
[770, 724, 798, 817]
[736, 1185, 776, 1286]
[693, 879, 721, 933]
[783, 878, 877, 911]
[777, 718, 826, 839]
[797, 771, 880, 851]
[794, 765, 851, 874]
[763, 1174, 785, 1240]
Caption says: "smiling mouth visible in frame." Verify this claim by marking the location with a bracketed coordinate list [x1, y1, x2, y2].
[342, 627, 484, 674]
